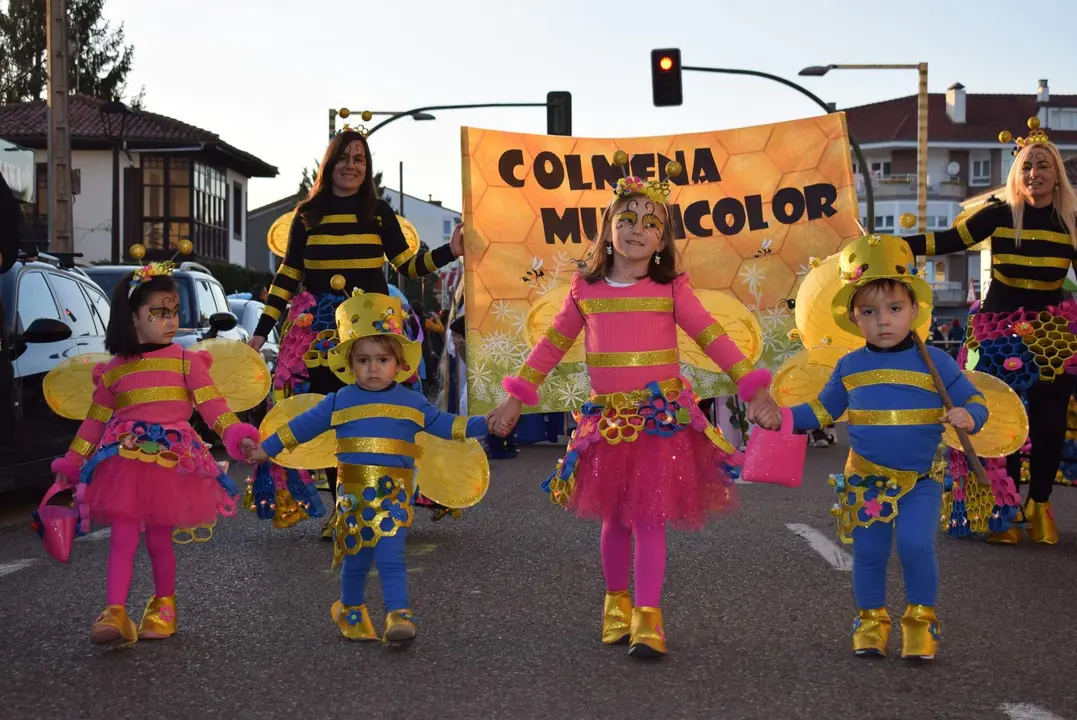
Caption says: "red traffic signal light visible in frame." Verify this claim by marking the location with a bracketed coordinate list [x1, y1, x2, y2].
[651, 48, 683, 107]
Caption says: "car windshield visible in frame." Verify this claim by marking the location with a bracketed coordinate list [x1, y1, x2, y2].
[86, 269, 198, 329]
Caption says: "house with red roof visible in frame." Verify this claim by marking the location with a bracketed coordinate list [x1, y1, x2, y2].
[0, 94, 277, 265]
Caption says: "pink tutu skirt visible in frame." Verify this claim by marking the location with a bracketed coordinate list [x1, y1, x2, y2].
[80, 420, 236, 527]
[544, 377, 740, 531]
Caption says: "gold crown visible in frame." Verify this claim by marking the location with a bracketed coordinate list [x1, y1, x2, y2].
[611, 152, 683, 205]
[831, 234, 933, 336]
[999, 116, 1050, 156]
[326, 288, 422, 385]
[336, 108, 373, 137]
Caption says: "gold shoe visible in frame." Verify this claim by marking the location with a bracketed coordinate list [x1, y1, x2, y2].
[601, 590, 632, 645]
[852, 608, 891, 657]
[90, 605, 138, 647]
[320, 508, 337, 541]
[138, 595, 177, 640]
[628, 606, 667, 658]
[1026, 500, 1059, 545]
[330, 600, 378, 641]
[383, 609, 418, 644]
[900, 604, 939, 660]
[986, 526, 1023, 544]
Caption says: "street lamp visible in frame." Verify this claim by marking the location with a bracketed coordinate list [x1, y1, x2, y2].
[799, 63, 929, 234]
[329, 109, 436, 140]
[99, 99, 131, 263]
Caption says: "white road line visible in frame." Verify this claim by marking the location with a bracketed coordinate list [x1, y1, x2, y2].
[76, 528, 111, 542]
[785, 523, 852, 571]
[1000, 703, 1068, 720]
[0, 559, 36, 577]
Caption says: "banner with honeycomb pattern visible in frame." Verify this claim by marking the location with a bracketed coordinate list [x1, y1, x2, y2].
[460, 115, 863, 415]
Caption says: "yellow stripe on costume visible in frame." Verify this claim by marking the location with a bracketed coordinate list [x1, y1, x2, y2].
[451, 417, 469, 441]
[847, 408, 942, 426]
[214, 412, 240, 437]
[307, 233, 381, 247]
[69, 436, 95, 458]
[519, 364, 547, 385]
[924, 232, 936, 256]
[727, 358, 752, 384]
[389, 249, 417, 270]
[114, 387, 190, 409]
[337, 437, 422, 459]
[992, 253, 1071, 269]
[544, 327, 575, 351]
[193, 387, 222, 405]
[305, 258, 384, 271]
[578, 297, 673, 315]
[993, 227, 1073, 245]
[277, 265, 302, 281]
[694, 321, 727, 349]
[277, 424, 300, 450]
[966, 395, 986, 407]
[319, 214, 359, 224]
[331, 404, 424, 426]
[585, 349, 677, 368]
[842, 369, 936, 392]
[809, 399, 834, 427]
[991, 270, 1064, 291]
[86, 403, 113, 423]
[103, 358, 189, 387]
[268, 286, 294, 302]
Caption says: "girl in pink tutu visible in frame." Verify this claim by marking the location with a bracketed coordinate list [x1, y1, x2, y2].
[51, 262, 260, 647]
[489, 165, 777, 659]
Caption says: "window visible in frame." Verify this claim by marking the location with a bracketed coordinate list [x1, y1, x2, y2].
[194, 280, 218, 326]
[874, 215, 895, 230]
[870, 161, 892, 177]
[934, 261, 946, 283]
[971, 159, 991, 186]
[141, 156, 191, 255]
[443, 219, 452, 239]
[50, 275, 97, 338]
[192, 163, 228, 260]
[232, 181, 243, 239]
[1048, 108, 1077, 131]
[208, 281, 229, 313]
[82, 284, 111, 334]
[16, 271, 60, 331]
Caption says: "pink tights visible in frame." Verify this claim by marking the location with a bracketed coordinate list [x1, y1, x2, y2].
[106, 519, 176, 606]
[600, 520, 667, 607]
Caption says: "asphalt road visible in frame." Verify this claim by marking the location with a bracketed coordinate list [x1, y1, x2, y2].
[1, 434, 1076, 720]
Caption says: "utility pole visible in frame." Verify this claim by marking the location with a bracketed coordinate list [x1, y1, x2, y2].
[46, 0, 75, 255]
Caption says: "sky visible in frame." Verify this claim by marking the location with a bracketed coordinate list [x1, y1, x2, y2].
[107, 0, 1077, 214]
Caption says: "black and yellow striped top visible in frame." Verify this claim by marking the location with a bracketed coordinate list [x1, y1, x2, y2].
[904, 198, 1076, 313]
[255, 196, 456, 337]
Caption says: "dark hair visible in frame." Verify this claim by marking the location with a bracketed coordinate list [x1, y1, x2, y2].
[580, 193, 680, 285]
[296, 130, 377, 229]
[849, 278, 917, 317]
[348, 334, 405, 366]
[105, 272, 177, 357]
[251, 284, 266, 297]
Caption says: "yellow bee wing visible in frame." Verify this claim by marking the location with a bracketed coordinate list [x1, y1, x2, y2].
[524, 283, 584, 363]
[677, 289, 764, 372]
[942, 370, 1028, 458]
[267, 211, 294, 258]
[257, 393, 338, 469]
[413, 433, 490, 509]
[189, 338, 271, 413]
[397, 215, 421, 255]
[771, 345, 849, 423]
[42, 352, 112, 420]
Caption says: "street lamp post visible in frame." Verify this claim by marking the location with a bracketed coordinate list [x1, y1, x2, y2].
[99, 99, 131, 263]
[800, 63, 929, 233]
[331, 102, 549, 140]
[328, 109, 436, 141]
[682, 65, 875, 232]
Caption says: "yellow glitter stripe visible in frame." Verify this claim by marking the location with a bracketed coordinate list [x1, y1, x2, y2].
[966, 395, 986, 407]
[103, 358, 189, 386]
[994, 227, 1073, 245]
[304, 258, 384, 270]
[307, 233, 381, 246]
[842, 369, 936, 392]
[86, 403, 113, 423]
[268, 285, 293, 301]
[214, 412, 240, 437]
[423, 252, 437, 274]
[277, 424, 299, 450]
[193, 386, 222, 404]
[263, 305, 283, 322]
[591, 377, 684, 409]
[69, 436, 95, 458]
[955, 216, 976, 248]
[277, 265, 302, 281]
[694, 321, 727, 348]
[402, 256, 421, 279]
[727, 358, 752, 384]
[114, 387, 190, 409]
[451, 416, 468, 441]
[991, 269, 1064, 291]
[331, 404, 425, 426]
[544, 326, 575, 351]
[337, 437, 422, 459]
[585, 349, 677, 368]
[578, 297, 673, 314]
[992, 253, 1071, 269]
[847, 408, 942, 426]
[320, 214, 359, 224]
[845, 450, 922, 487]
[338, 463, 413, 488]
[388, 249, 417, 270]
[924, 232, 936, 256]
[519, 364, 547, 385]
[809, 399, 834, 427]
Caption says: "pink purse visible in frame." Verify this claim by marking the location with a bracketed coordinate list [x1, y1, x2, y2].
[740, 410, 806, 488]
[32, 482, 84, 563]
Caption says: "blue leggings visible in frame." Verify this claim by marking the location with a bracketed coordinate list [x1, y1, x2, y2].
[851, 480, 942, 609]
[340, 529, 409, 611]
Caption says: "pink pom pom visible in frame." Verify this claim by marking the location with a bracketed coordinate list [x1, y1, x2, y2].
[737, 368, 773, 403]
[50, 455, 82, 487]
[222, 423, 260, 462]
[502, 376, 540, 406]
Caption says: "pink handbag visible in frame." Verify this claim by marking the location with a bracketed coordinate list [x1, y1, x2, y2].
[740, 411, 806, 488]
[31, 482, 84, 563]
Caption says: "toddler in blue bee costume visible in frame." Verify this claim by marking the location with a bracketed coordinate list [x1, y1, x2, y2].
[249, 290, 488, 643]
[765, 234, 988, 660]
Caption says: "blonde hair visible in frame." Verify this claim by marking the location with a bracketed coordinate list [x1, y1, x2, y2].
[580, 193, 680, 284]
[1004, 142, 1077, 247]
[349, 334, 405, 366]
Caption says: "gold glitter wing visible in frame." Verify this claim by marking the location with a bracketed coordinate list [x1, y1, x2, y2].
[267, 211, 294, 258]
[941, 370, 1028, 458]
[771, 345, 849, 423]
[412, 432, 490, 508]
[42, 353, 112, 420]
[257, 393, 338, 469]
[397, 215, 421, 255]
[189, 338, 271, 413]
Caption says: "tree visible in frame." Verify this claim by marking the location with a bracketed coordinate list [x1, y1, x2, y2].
[298, 164, 386, 199]
[0, 0, 136, 104]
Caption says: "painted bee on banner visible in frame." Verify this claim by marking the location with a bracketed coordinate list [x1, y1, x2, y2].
[522, 257, 545, 287]
[753, 238, 774, 259]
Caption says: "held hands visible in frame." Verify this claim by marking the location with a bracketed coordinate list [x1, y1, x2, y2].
[449, 222, 465, 258]
[942, 407, 975, 432]
[244, 440, 269, 464]
[486, 396, 522, 437]
[746, 390, 782, 431]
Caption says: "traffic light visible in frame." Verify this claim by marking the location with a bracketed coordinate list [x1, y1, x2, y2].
[547, 91, 572, 136]
[651, 49, 683, 107]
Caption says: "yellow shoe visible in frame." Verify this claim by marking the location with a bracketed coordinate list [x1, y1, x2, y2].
[628, 606, 667, 658]
[602, 590, 632, 645]
[330, 601, 378, 641]
[137, 595, 177, 640]
[320, 508, 337, 541]
[852, 608, 891, 657]
[986, 526, 1023, 544]
[900, 604, 939, 660]
[383, 609, 418, 644]
[1026, 500, 1059, 545]
[90, 605, 138, 647]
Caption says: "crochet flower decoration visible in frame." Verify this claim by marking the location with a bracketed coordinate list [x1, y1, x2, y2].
[1003, 356, 1024, 371]
[1012, 321, 1034, 338]
[373, 308, 402, 335]
[842, 264, 867, 283]
[295, 313, 313, 328]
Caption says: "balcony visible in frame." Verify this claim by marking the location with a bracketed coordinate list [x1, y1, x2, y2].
[928, 280, 974, 306]
[854, 174, 968, 200]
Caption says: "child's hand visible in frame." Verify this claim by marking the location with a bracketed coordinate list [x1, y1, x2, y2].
[487, 397, 522, 436]
[942, 407, 974, 432]
[246, 442, 269, 464]
[747, 393, 782, 430]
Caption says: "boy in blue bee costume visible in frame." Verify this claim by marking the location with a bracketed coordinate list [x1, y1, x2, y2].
[249, 290, 488, 643]
[767, 234, 988, 660]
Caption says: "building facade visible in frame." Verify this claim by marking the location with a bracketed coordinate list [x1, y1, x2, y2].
[0, 94, 277, 266]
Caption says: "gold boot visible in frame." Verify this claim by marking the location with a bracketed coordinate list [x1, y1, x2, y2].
[628, 607, 667, 658]
[986, 526, 1023, 544]
[602, 590, 632, 645]
[852, 608, 891, 657]
[137, 595, 177, 640]
[330, 600, 378, 641]
[900, 604, 939, 660]
[1026, 500, 1059, 545]
[383, 609, 418, 644]
[90, 605, 138, 647]
[320, 508, 337, 541]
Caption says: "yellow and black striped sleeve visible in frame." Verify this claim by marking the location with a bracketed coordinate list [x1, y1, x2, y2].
[903, 199, 1008, 257]
[256, 216, 307, 337]
[377, 201, 457, 280]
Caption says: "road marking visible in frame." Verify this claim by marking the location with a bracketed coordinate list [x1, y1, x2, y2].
[0, 559, 36, 577]
[76, 528, 111, 542]
[785, 523, 852, 571]
[1000, 703, 1068, 720]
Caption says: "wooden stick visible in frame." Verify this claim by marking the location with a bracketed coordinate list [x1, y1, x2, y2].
[911, 333, 990, 486]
